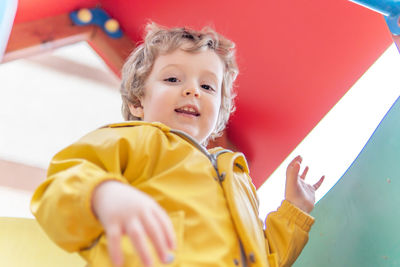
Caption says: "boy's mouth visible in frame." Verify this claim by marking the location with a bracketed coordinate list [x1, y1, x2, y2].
[174, 105, 200, 117]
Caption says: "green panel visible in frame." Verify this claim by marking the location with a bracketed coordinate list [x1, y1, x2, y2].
[294, 97, 400, 267]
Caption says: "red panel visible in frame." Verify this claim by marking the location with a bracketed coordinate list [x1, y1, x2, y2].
[101, 0, 392, 187]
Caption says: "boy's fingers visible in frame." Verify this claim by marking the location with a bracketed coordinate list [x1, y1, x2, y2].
[286, 161, 301, 184]
[313, 176, 325, 190]
[300, 166, 309, 180]
[287, 156, 302, 173]
[288, 155, 302, 167]
[152, 208, 176, 250]
[106, 223, 123, 267]
[126, 219, 153, 267]
[142, 210, 170, 263]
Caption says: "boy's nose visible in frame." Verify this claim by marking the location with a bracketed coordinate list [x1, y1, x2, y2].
[182, 87, 200, 97]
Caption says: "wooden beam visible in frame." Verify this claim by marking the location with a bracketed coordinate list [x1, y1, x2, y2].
[3, 13, 94, 63]
[3, 11, 135, 77]
[88, 27, 135, 77]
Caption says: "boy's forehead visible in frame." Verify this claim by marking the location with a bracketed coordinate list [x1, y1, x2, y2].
[154, 48, 224, 78]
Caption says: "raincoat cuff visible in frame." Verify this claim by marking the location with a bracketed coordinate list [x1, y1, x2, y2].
[278, 200, 315, 232]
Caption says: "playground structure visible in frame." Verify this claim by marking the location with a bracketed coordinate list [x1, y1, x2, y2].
[1, 0, 396, 187]
[1, 0, 400, 265]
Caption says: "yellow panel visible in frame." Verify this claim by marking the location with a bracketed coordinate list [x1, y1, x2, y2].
[0, 217, 86, 267]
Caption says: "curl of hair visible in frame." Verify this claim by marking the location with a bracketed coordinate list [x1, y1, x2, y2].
[120, 22, 239, 142]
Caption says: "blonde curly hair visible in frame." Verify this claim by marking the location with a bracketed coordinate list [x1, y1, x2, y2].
[120, 22, 239, 141]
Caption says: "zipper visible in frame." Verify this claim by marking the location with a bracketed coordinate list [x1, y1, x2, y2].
[171, 129, 248, 266]
[170, 129, 231, 181]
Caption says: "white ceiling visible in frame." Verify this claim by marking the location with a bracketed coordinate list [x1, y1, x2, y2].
[1, 42, 122, 218]
[1, 42, 122, 169]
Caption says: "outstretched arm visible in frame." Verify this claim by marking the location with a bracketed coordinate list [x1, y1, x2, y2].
[264, 155, 324, 267]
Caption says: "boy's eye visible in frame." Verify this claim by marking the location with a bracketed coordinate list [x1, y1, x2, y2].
[201, 84, 214, 91]
[164, 77, 179, 83]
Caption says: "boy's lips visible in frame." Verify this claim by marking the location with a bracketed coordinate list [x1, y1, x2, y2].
[174, 105, 200, 117]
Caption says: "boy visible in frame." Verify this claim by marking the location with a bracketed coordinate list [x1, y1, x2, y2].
[31, 23, 324, 267]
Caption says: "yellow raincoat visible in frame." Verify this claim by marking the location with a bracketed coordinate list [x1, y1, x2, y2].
[31, 121, 314, 267]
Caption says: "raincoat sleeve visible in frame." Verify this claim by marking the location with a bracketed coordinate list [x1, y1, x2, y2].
[30, 126, 149, 252]
[264, 200, 315, 267]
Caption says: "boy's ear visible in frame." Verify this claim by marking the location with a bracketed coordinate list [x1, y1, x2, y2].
[128, 102, 144, 119]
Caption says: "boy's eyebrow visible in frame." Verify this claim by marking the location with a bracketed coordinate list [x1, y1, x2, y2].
[201, 71, 220, 85]
[160, 64, 220, 83]
[159, 64, 182, 72]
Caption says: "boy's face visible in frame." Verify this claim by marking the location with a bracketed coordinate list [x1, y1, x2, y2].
[129, 46, 223, 144]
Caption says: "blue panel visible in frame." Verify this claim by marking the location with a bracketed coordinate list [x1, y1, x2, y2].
[70, 8, 123, 39]
[349, 0, 400, 16]
[349, 0, 400, 35]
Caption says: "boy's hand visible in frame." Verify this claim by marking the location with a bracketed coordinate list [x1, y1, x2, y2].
[285, 155, 324, 213]
[92, 181, 176, 267]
